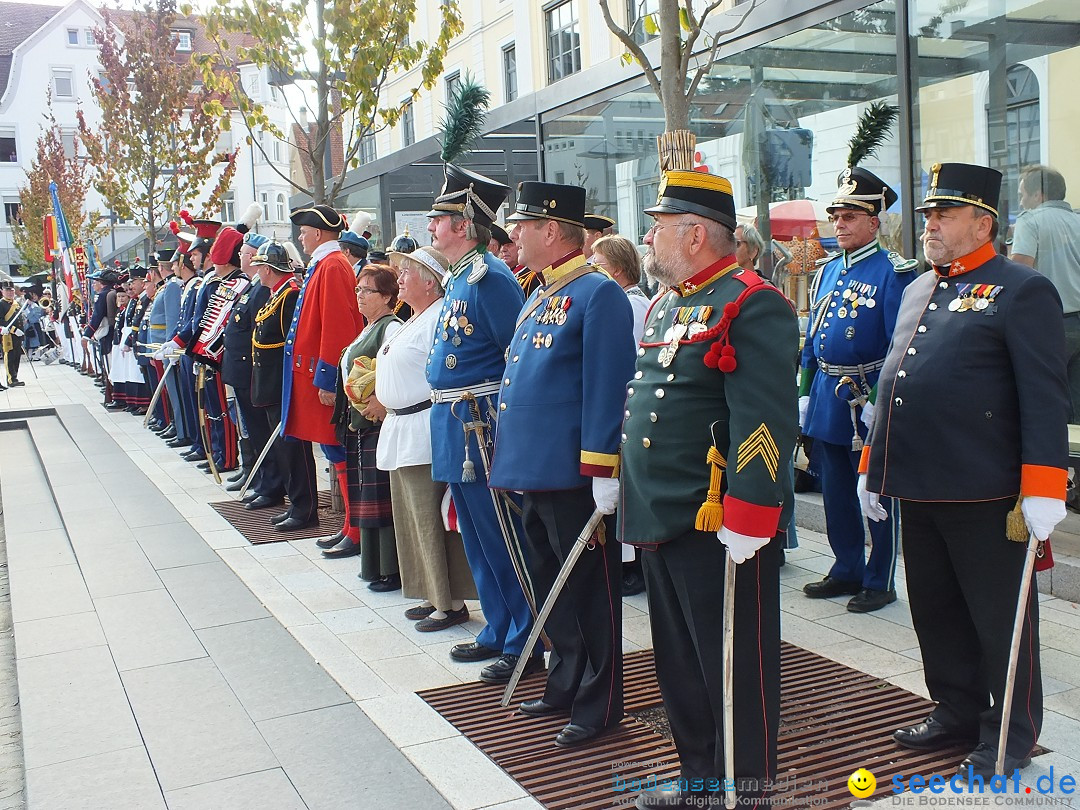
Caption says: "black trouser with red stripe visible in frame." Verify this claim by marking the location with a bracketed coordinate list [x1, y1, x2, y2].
[522, 486, 622, 730]
[202, 367, 238, 471]
[901, 498, 1041, 760]
[642, 528, 782, 806]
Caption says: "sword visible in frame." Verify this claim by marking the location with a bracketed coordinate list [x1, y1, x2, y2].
[143, 358, 177, 427]
[722, 551, 737, 809]
[995, 530, 1040, 775]
[195, 365, 222, 484]
[500, 508, 606, 707]
[239, 421, 280, 500]
[453, 393, 540, 620]
[835, 375, 869, 451]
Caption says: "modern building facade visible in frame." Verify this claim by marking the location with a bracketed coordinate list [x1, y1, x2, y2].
[335, 0, 1079, 281]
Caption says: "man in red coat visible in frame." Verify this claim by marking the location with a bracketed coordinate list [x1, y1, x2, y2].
[279, 204, 364, 531]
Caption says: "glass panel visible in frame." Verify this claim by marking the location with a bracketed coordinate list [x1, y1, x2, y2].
[910, 0, 1080, 236]
[542, 0, 902, 311]
[336, 179, 383, 249]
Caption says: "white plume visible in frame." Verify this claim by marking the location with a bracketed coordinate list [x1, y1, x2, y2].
[283, 241, 303, 267]
[351, 210, 372, 235]
[239, 202, 262, 229]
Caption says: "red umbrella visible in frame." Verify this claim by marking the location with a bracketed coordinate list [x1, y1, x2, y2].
[763, 199, 831, 240]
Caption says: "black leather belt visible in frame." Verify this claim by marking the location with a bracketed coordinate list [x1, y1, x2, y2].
[386, 400, 433, 417]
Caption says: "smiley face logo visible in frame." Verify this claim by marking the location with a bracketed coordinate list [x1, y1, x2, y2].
[848, 768, 876, 798]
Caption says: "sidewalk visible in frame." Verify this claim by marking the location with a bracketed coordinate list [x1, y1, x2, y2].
[2, 364, 1080, 809]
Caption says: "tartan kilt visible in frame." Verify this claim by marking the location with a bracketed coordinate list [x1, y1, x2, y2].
[345, 426, 394, 528]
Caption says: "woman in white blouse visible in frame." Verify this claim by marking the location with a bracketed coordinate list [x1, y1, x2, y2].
[371, 247, 477, 631]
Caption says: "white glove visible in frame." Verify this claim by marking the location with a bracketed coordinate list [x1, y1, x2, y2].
[1021, 496, 1066, 541]
[0, 326, 8, 336]
[858, 474, 887, 522]
[592, 477, 620, 515]
[151, 344, 168, 361]
[12, 328, 23, 338]
[717, 526, 770, 564]
[798, 395, 810, 429]
[860, 400, 875, 431]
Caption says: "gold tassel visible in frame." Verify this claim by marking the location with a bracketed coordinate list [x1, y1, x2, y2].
[695, 446, 727, 532]
[1006, 497, 1028, 542]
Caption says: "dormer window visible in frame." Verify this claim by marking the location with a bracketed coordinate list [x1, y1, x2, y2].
[175, 31, 192, 51]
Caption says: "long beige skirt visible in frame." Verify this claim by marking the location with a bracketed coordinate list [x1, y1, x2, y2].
[390, 464, 477, 610]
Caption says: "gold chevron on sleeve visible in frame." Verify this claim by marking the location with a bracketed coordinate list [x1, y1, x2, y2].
[735, 423, 780, 482]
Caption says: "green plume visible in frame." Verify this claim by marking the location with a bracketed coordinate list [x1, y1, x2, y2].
[439, 74, 491, 164]
[847, 101, 900, 168]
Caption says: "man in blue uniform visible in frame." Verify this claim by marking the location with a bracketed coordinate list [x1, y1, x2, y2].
[861, 162, 1068, 780]
[425, 164, 538, 684]
[489, 181, 635, 746]
[799, 167, 916, 613]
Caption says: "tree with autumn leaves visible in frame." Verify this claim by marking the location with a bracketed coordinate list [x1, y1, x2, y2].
[196, 0, 463, 204]
[12, 96, 94, 270]
[78, 0, 237, 250]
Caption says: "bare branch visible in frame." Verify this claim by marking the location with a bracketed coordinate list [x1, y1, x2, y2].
[687, 0, 760, 99]
[596, 0, 662, 99]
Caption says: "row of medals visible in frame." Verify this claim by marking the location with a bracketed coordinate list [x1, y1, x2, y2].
[658, 306, 712, 368]
[948, 283, 1003, 312]
[442, 299, 474, 346]
[836, 284, 878, 319]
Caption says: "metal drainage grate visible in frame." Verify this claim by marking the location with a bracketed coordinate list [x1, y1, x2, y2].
[419, 645, 1040, 809]
[210, 491, 338, 544]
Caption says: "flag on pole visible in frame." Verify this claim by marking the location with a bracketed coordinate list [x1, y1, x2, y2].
[43, 214, 59, 258]
[48, 181, 83, 312]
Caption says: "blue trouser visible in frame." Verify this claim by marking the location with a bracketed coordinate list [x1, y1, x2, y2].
[818, 440, 899, 591]
[164, 361, 188, 441]
[449, 480, 537, 657]
[179, 356, 202, 454]
[203, 369, 237, 470]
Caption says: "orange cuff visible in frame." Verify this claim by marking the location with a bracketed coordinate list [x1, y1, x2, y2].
[858, 445, 871, 475]
[1020, 464, 1068, 499]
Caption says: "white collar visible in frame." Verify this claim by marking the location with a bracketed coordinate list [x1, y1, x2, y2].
[309, 240, 341, 265]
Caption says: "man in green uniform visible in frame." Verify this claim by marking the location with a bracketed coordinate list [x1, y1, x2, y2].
[620, 171, 798, 809]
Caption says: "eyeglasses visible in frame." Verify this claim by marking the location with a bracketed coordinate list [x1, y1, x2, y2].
[355, 286, 379, 296]
[827, 211, 872, 225]
[648, 221, 696, 235]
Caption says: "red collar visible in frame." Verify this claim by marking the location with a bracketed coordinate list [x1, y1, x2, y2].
[674, 255, 739, 296]
[935, 242, 997, 277]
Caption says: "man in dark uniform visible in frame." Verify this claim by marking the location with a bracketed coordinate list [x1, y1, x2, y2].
[425, 164, 539, 684]
[222, 233, 284, 508]
[250, 241, 319, 530]
[83, 270, 116, 400]
[1, 279, 26, 387]
[583, 213, 615, 260]
[489, 181, 635, 747]
[799, 167, 916, 613]
[492, 222, 542, 298]
[620, 171, 798, 809]
[339, 225, 370, 278]
[123, 266, 152, 413]
[860, 163, 1069, 780]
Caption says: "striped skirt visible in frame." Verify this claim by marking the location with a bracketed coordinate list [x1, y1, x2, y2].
[345, 426, 393, 528]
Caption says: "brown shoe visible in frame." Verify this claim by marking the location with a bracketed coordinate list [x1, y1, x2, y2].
[415, 606, 469, 632]
[405, 604, 437, 621]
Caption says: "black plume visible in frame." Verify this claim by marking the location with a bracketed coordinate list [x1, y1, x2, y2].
[439, 74, 490, 164]
[847, 101, 900, 167]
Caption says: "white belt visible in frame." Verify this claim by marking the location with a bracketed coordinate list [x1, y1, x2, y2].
[430, 380, 502, 403]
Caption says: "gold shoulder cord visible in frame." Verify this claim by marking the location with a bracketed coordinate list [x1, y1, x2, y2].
[253, 287, 291, 349]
